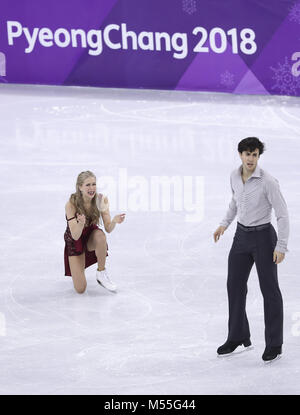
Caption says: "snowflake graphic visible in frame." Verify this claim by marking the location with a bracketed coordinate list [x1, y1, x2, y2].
[182, 0, 197, 15]
[220, 70, 235, 88]
[289, 1, 300, 24]
[271, 56, 300, 96]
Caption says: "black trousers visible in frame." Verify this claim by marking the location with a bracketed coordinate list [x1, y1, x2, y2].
[227, 222, 283, 347]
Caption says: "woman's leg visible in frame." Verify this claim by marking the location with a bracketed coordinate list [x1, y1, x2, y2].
[68, 252, 87, 294]
[87, 229, 107, 271]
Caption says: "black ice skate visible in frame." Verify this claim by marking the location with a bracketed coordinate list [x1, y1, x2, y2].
[217, 339, 252, 356]
[262, 346, 282, 363]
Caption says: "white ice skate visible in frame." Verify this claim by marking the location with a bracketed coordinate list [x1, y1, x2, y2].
[96, 269, 117, 292]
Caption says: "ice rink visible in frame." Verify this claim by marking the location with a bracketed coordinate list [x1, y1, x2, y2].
[0, 83, 299, 395]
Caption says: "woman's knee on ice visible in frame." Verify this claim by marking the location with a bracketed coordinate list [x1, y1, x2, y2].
[74, 281, 87, 294]
[72, 272, 87, 294]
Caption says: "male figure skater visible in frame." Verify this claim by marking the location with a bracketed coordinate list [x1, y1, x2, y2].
[214, 137, 289, 362]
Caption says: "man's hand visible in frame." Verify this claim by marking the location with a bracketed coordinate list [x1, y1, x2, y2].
[213, 226, 227, 242]
[273, 250, 285, 264]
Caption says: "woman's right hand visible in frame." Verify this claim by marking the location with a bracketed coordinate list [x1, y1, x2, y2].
[76, 213, 86, 226]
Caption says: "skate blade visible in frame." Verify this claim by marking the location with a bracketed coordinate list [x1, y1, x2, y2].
[96, 279, 117, 293]
[217, 345, 254, 358]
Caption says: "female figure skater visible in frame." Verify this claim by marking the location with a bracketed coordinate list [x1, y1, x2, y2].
[64, 171, 125, 294]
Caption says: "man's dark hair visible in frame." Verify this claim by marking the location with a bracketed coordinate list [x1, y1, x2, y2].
[238, 137, 265, 155]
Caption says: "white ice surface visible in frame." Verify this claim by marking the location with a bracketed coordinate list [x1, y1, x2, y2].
[0, 84, 300, 395]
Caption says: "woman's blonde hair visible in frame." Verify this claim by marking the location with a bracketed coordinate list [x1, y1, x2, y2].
[69, 171, 101, 225]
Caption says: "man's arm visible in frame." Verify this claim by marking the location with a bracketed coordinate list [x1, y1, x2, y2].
[214, 176, 237, 242]
[220, 177, 237, 228]
[265, 177, 289, 257]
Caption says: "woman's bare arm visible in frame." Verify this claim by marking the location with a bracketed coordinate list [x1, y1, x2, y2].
[100, 196, 125, 233]
[65, 201, 85, 240]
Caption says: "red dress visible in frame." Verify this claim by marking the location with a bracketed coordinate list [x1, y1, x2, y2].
[64, 205, 108, 277]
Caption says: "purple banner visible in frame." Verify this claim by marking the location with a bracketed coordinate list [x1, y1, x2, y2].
[1, 0, 300, 96]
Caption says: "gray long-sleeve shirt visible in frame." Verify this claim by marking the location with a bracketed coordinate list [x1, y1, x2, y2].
[220, 165, 289, 253]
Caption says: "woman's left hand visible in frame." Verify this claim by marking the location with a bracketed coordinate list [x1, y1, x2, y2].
[113, 214, 126, 224]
